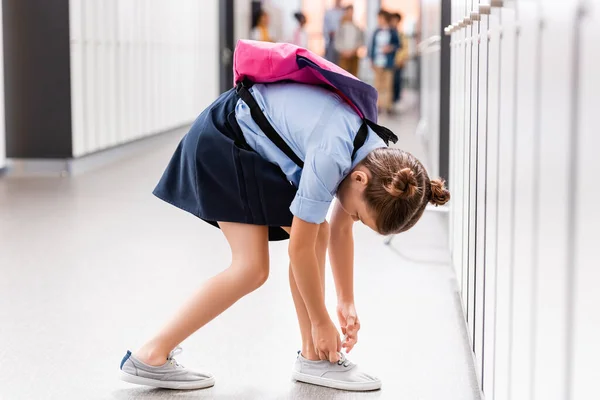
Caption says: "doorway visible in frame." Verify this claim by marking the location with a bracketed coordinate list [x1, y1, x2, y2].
[219, 0, 235, 93]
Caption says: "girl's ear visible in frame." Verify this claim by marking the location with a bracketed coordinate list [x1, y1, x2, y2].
[352, 170, 369, 187]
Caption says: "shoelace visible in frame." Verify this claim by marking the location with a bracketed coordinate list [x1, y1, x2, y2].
[296, 350, 351, 367]
[167, 346, 183, 367]
[337, 352, 351, 367]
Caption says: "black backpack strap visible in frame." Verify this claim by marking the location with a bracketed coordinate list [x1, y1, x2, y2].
[235, 79, 305, 168]
[351, 119, 399, 159]
[366, 120, 399, 145]
[235, 79, 398, 167]
[351, 121, 369, 159]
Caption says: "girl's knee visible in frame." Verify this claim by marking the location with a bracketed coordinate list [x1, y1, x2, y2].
[232, 257, 270, 290]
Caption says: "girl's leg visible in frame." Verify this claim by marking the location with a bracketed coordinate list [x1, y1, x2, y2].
[136, 222, 270, 365]
[284, 222, 329, 361]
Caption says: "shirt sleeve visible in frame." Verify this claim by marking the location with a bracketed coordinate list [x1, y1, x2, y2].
[290, 149, 350, 224]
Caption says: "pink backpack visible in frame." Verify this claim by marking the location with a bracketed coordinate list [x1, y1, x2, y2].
[233, 40, 397, 168]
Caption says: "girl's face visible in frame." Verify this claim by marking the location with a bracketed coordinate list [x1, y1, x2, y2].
[336, 167, 378, 231]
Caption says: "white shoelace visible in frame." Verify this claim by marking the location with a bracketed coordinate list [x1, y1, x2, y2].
[167, 346, 183, 367]
[337, 352, 351, 367]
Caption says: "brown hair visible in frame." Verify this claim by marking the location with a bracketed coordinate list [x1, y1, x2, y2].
[378, 10, 392, 23]
[361, 148, 450, 235]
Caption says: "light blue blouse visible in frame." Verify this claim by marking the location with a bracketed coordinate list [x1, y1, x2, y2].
[235, 83, 386, 224]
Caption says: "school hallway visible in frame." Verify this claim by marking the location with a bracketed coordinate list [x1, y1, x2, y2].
[0, 97, 481, 400]
[2, 1, 599, 399]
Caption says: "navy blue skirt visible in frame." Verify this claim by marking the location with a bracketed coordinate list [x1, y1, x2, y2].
[153, 88, 297, 241]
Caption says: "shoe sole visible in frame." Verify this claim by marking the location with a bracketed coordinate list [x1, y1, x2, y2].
[291, 371, 382, 391]
[120, 370, 215, 390]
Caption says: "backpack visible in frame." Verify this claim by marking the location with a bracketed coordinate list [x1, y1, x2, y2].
[233, 40, 398, 168]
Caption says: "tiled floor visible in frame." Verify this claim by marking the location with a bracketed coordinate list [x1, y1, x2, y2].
[0, 101, 480, 400]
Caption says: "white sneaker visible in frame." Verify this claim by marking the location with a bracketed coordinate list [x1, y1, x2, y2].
[292, 352, 382, 391]
[119, 346, 215, 390]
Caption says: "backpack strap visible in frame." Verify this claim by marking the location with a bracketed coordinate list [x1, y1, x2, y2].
[235, 79, 399, 168]
[236, 79, 305, 168]
[351, 119, 399, 159]
[365, 120, 399, 145]
[351, 122, 369, 159]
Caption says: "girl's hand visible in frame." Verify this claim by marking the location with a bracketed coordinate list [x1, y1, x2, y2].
[312, 319, 342, 362]
[337, 302, 360, 352]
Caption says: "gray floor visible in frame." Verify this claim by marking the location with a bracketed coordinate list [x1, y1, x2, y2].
[0, 99, 481, 400]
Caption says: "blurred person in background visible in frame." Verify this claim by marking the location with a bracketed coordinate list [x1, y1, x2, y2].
[369, 10, 400, 115]
[390, 12, 409, 104]
[323, 0, 345, 63]
[292, 12, 308, 48]
[251, 9, 275, 42]
[335, 5, 364, 77]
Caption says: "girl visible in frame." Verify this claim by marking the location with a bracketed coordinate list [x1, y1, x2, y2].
[119, 79, 450, 391]
[291, 12, 308, 49]
[250, 10, 275, 43]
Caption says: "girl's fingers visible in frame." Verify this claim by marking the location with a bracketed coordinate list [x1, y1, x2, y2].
[319, 350, 329, 361]
[329, 351, 340, 363]
[343, 340, 357, 352]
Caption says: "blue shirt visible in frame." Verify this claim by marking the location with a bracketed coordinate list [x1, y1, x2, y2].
[235, 83, 386, 224]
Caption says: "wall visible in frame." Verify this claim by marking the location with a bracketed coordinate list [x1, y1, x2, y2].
[0, 1, 4, 169]
[447, 1, 600, 399]
[263, 0, 301, 43]
[69, 0, 218, 157]
[3, 0, 74, 159]
[234, 0, 252, 43]
[418, 0, 442, 177]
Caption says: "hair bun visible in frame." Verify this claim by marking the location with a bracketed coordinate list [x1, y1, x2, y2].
[429, 179, 450, 206]
[385, 167, 418, 198]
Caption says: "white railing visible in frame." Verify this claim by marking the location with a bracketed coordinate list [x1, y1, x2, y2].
[0, 1, 4, 169]
[447, 1, 600, 399]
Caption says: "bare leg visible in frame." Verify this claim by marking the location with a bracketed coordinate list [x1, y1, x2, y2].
[284, 222, 329, 361]
[136, 222, 270, 365]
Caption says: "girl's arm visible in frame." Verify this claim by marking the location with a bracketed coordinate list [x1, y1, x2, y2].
[329, 200, 360, 352]
[329, 200, 355, 302]
[289, 217, 329, 324]
[289, 216, 341, 361]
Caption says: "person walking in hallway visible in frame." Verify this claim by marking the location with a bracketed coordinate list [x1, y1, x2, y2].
[370, 10, 400, 115]
[390, 12, 409, 104]
[323, 0, 345, 63]
[335, 5, 364, 77]
[251, 10, 275, 42]
[291, 12, 308, 48]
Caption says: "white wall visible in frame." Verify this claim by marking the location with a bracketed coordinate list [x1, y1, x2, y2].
[262, 0, 301, 43]
[234, 0, 252, 43]
[69, 0, 219, 157]
[419, 0, 442, 177]
[447, 1, 600, 399]
[0, 1, 5, 169]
